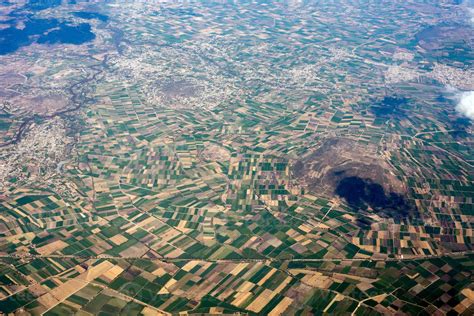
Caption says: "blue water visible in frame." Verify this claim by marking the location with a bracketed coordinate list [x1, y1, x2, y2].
[38, 23, 95, 45]
[26, 0, 62, 11]
[0, 2, 98, 55]
[0, 27, 30, 55]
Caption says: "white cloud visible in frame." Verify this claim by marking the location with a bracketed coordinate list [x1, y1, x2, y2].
[468, 8, 474, 25]
[456, 91, 474, 119]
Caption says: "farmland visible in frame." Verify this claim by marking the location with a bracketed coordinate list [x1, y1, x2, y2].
[0, 0, 473, 315]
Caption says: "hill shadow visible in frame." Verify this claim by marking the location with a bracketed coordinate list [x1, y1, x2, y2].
[370, 96, 409, 118]
[335, 176, 416, 219]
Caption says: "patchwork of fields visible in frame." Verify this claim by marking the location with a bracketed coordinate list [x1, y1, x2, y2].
[0, 1, 473, 315]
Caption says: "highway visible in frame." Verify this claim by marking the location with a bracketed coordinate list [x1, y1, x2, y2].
[1, 250, 472, 263]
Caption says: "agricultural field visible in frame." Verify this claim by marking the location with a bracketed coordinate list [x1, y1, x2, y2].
[0, 0, 473, 315]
